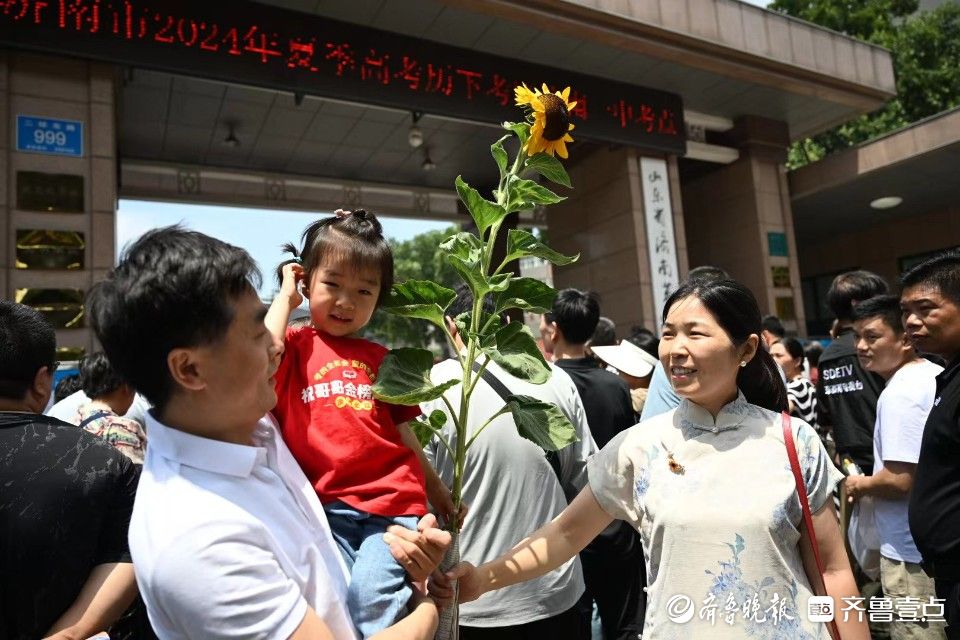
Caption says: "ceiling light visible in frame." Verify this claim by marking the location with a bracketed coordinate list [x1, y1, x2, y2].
[421, 148, 436, 172]
[408, 111, 424, 148]
[223, 123, 240, 148]
[870, 196, 902, 210]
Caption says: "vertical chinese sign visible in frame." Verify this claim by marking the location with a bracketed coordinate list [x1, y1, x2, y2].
[640, 157, 680, 330]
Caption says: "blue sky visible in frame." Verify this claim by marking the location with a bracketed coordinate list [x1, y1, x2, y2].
[116, 200, 453, 299]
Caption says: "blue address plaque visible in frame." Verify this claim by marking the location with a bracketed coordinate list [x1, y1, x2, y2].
[16, 115, 84, 157]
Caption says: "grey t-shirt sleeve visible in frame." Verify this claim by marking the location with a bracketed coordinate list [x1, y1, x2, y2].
[639, 362, 680, 422]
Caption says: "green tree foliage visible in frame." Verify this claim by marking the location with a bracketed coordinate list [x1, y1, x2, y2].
[770, 0, 960, 167]
[362, 225, 461, 351]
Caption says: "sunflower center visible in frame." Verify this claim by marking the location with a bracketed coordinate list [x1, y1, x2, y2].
[538, 93, 571, 141]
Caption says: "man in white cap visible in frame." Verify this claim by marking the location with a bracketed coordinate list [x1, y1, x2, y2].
[591, 333, 660, 418]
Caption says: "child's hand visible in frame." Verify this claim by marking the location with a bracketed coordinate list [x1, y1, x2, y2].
[427, 477, 468, 530]
[278, 262, 305, 308]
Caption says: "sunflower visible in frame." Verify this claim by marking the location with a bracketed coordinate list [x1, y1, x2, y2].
[514, 83, 576, 159]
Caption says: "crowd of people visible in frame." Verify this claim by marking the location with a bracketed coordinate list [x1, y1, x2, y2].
[1, 207, 958, 640]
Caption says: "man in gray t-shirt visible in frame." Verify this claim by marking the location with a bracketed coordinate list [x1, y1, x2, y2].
[422, 288, 596, 639]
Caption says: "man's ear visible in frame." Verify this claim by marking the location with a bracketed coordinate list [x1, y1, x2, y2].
[167, 347, 206, 393]
[30, 365, 54, 409]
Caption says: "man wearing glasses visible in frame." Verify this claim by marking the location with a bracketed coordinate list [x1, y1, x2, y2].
[0, 300, 140, 640]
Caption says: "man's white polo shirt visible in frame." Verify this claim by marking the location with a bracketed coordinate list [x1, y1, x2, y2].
[130, 412, 358, 640]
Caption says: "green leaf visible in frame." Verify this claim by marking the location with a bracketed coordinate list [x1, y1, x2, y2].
[503, 229, 579, 267]
[439, 232, 483, 264]
[491, 134, 510, 178]
[381, 280, 456, 327]
[506, 176, 565, 212]
[429, 409, 448, 430]
[484, 322, 551, 384]
[503, 121, 530, 146]
[455, 176, 508, 236]
[494, 277, 557, 314]
[411, 419, 436, 447]
[506, 395, 578, 452]
[453, 311, 500, 349]
[525, 152, 572, 189]
[373, 348, 459, 405]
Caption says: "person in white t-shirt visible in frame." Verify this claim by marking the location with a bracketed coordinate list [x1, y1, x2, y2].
[846, 294, 946, 640]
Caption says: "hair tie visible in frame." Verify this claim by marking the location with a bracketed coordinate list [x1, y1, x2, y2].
[291, 256, 302, 265]
[334, 208, 350, 219]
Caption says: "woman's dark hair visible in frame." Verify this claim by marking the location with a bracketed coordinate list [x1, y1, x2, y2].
[662, 278, 788, 412]
[781, 337, 805, 362]
[276, 210, 393, 306]
[79, 351, 126, 399]
[54, 374, 83, 403]
[804, 341, 823, 368]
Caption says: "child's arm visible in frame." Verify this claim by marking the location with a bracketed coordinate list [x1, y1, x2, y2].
[397, 421, 465, 527]
[265, 262, 304, 343]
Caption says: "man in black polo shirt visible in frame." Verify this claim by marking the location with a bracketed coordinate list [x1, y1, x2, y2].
[0, 301, 140, 640]
[902, 250, 960, 638]
[816, 270, 888, 471]
[541, 289, 644, 640]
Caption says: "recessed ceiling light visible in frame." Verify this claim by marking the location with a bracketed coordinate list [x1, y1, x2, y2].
[870, 196, 902, 210]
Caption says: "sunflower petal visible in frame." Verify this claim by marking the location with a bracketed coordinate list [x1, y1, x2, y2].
[560, 87, 571, 101]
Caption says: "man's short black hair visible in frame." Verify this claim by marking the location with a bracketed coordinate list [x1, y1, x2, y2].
[79, 352, 126, 399]
[852, 295, 904, 335]
[0, 301, 56, 401]
[550, 289, 600, 345]
[826, 270, 889, 321]
[590, 317, 617, 347]
[901, 249, 960, 305]
[761, 314, 786, 339]
[625, 327, 659, 359]
[87, 226, 261, 412]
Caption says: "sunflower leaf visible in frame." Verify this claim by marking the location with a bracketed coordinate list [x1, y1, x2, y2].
[503, 121, 530, 146]
[525, 153, 572, 189]
[411, 419, 438, 447]
[482, 321, 551, 384]
[506, 177, 565, 212]
[506, 395, 578, 452]
[381, 280, 457, 327]
[503, 229, 578, 267]
[373, 348, 459, 405]
[456, 175, 508, 236]
[493, 277, 558, 314]
[491, 135, 510, 178]
[440, 232, 483, 264]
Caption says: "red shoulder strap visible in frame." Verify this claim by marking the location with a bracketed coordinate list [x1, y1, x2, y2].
[782, 412, 841, 640]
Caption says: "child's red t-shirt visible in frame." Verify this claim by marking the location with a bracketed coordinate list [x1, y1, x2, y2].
[273, 327, 427, 517]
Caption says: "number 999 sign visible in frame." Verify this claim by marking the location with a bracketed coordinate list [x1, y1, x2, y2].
[16, 115, 83, 158]
[34, 128, 68, 147]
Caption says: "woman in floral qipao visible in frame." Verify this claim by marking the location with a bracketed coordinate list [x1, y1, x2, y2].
[433, 278, 869, 640]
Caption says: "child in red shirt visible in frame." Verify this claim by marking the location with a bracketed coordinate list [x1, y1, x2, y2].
[266, 210, 455, 638]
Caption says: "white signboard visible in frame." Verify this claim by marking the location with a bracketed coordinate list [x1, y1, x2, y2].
[640, 157, 680, 330]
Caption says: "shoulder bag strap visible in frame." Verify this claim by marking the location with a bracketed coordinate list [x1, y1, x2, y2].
[78, 410, 112, 430]
[782, 411, 842, 640]
[470, 360, 564, 484]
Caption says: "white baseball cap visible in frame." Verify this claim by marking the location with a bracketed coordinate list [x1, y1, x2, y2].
[591, 340, 659, 378]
